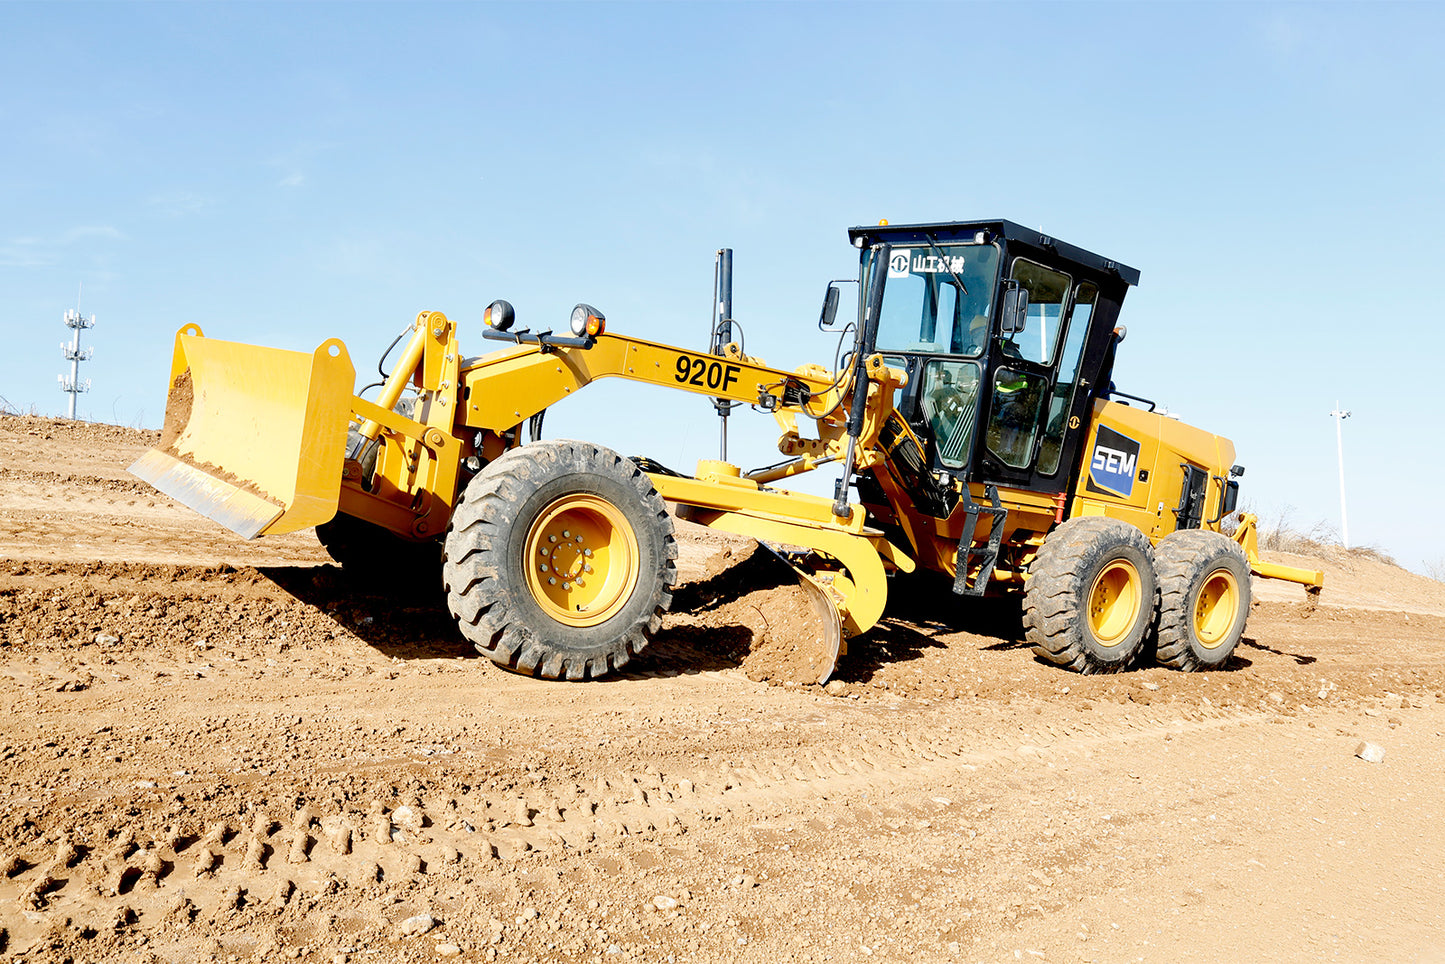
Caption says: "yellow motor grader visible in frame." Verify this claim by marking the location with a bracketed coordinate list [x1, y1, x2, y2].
[131, 219, 1321, 683]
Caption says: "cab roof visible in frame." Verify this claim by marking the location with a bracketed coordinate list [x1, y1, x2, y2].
[846, 219, 1141, 288]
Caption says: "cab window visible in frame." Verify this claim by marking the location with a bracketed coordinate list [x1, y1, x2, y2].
[873, 244, 999, 356]
[918, 359, 983, 469]
[985, 366, 1048, 469]
[1037, 282, 1098, 475]
[1003, 259, 1071, 366]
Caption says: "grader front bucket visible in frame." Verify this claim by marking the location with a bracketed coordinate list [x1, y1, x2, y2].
[128, 324, 356, 539]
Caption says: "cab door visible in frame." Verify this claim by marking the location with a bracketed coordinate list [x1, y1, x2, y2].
[975, 258, 1099, 495]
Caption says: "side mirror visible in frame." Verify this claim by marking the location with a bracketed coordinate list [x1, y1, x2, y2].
[1001, 284, 1029, 335]
[818, 284, 842, 329]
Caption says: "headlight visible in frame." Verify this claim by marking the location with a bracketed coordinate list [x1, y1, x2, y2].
[570, 303, 605, 337]
[484, 299, 515, 331]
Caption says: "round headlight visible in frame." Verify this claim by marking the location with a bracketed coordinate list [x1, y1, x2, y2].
[484, 299, 515, 331]
[570, 303, 605, 338]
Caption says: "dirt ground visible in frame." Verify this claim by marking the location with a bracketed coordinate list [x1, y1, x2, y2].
[1, 414, 1442, 964]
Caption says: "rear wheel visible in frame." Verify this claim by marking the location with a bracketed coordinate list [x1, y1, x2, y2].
[1024, 517, 1156, 674]
[443, 440, 676, 680]
[1153, 529, 1250, 670]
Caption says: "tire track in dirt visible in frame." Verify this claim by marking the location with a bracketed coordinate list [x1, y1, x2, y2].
[0, 468, 161, 496]
[0, 698, 1265, 957]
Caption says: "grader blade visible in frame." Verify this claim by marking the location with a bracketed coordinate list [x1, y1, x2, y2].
[128, 325, 356, 539]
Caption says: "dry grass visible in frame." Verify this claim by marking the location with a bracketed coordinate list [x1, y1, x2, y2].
[1254, 505, 1397, 568]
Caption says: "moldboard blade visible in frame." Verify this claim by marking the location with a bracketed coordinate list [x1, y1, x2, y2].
[128, 448, 284, 540]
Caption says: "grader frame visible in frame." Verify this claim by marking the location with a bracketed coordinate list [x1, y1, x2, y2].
[132, 220, 1323, 683]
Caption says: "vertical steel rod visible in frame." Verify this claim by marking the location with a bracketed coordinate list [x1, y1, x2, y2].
[713, 248, 734, 461]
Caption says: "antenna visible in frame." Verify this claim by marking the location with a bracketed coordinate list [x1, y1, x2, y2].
[1329, 402, 1351, 548]
[59, 296, 96, 420]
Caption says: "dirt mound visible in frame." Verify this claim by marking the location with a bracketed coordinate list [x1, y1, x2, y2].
[1255, 546, 1445, 615]
[159, 371, 192, 449]
[0, 414, 159, 448]
[662, 542, 836, 686]
[0, 414, 329, 568]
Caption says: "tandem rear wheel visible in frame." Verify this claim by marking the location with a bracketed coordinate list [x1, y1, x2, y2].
[1025, 519, 1252, 674]
[1024, 517, 1157, 674]
[1152, 529, 1251, 670]
[442, 440, 678, 680]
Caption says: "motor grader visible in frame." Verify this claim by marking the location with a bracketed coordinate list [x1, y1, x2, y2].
[131, 218, 1321, 683]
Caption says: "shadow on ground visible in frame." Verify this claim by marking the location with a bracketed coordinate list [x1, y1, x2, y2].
[262, 564, 476, 661]
[262, 562, 748, 679]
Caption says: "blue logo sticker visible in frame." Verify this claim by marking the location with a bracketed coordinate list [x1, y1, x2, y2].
[1089, 426, 1140, 498]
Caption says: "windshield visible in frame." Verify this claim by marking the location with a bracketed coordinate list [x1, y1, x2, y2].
[871, 243, 1000, 356]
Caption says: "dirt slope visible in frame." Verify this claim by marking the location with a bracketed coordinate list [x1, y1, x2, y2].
[1, 415, 1442, 964]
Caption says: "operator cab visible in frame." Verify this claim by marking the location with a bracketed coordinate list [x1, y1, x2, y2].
[845, 219, 1139, 497]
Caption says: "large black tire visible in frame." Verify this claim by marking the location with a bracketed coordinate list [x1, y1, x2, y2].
[1024, 517, 1157, 674]
[1153, 529, 1251, 671]
[442, 440, 677, 680]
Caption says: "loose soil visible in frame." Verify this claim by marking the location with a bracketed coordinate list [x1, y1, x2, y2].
[1, 414, 1443, 964]
[661, 544, 836, 687]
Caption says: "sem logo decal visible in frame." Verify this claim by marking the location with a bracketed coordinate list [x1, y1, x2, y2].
[1087, 426, 1141, 498]
[888, 251, 912, 278]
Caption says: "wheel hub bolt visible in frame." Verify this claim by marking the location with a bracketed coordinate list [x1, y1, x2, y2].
[548, 577, 557, 585]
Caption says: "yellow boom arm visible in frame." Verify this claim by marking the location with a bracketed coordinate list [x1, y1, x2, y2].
[130, 315, 914, 652]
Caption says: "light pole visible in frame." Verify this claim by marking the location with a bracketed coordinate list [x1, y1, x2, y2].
[1329, 402, 1351, 548]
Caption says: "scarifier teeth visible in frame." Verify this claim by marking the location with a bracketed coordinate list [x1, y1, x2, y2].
[328, 824, 352, 854]
[287, 831, 311, 864]
[242, 835, 267, 872]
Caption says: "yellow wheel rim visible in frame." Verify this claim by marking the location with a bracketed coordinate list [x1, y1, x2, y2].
[1087, 559, 1142, 644]
[524, 494, 639, 628]
[1193, 568, 1240, 649]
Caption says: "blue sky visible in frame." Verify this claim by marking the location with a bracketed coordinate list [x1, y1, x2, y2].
[2, 2, 1441, 573]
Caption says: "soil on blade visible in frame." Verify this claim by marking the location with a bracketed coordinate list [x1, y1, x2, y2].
[661, 541, 835, 685]
[159, 370, 193, 450]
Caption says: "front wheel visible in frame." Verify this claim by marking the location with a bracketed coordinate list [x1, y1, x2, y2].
[1024, 517, 1157, 674]
[1152, 529, 1251, 671]
[443, 440, 677, 680]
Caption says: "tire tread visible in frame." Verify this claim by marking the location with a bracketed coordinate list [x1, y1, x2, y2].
[443, 440, 676, 680]
[1023, 517, 1156, 675]
[1152, 529, 1250, 671]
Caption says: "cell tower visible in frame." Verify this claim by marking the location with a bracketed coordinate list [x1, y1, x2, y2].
[59, 307, 95, 419]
